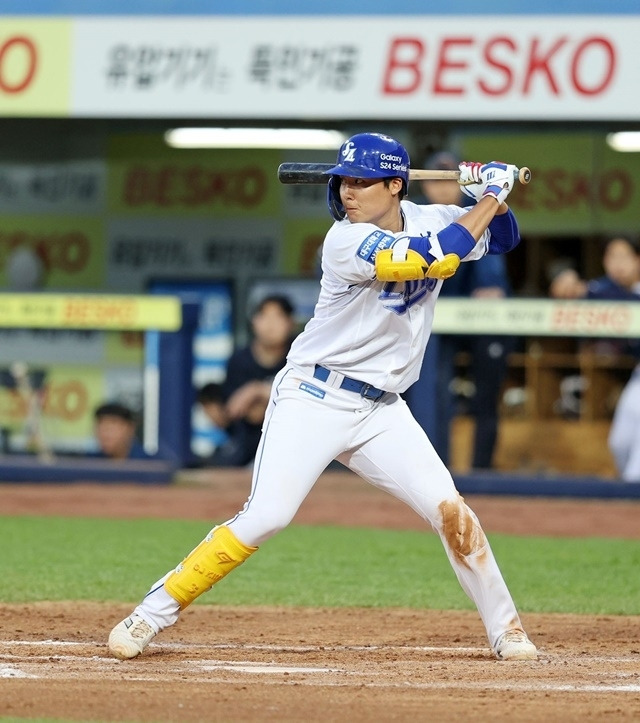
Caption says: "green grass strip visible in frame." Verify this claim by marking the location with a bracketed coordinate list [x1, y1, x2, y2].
[2, 516, 639, 614]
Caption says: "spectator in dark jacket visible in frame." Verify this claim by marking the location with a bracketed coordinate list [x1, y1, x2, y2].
[94, 402, 151, 460]
[214, 295, 297, 467]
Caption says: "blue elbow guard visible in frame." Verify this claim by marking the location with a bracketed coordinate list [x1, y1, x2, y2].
[407, 224, 475, 263]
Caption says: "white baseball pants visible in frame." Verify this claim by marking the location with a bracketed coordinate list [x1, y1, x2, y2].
[137, 364, 525, 649]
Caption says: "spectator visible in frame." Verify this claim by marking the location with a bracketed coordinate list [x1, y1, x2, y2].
[197, 383, 230, 437]
[196, 382, 244, 467]
[549, 235, 640, 302]
[93, 402, 151, 460]
[219, 295, 296, 466]
[412, 151, 513, 469]
[549, 234, 640, 481]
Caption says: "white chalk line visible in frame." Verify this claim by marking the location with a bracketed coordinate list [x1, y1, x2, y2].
[1, 639, 639, 664]
[2, 639, 639, 694]
[0, 664, 37, 679]
[0, 653, 117, 663]
[197, 661, 344, 674]
[0, 639, 484, 654]
[0, 653, 347, 677]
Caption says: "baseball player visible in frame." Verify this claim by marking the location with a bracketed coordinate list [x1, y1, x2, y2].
[109, 133, 537, 661]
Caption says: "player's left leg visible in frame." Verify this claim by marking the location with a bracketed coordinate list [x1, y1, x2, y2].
[340, 393, 536, 660]
[109, 365, 351, 659]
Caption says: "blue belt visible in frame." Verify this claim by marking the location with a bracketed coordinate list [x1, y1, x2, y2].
[313, 365, 385, 401]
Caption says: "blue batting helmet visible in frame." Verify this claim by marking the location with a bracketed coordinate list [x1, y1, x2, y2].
[325, 133, 410, 221]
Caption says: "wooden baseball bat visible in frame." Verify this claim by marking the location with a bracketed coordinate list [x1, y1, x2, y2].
[278, 162, 532, 186]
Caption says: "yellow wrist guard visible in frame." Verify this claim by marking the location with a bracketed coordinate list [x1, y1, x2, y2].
[375, 248, 460, 282]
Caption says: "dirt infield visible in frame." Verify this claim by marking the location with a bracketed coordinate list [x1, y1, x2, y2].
[1, 470, 640, 722]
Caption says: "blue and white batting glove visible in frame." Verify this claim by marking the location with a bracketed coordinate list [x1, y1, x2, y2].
[479, 161, 516, 204]
[459, 161, 517, 205]
[458, 162, 484, 202]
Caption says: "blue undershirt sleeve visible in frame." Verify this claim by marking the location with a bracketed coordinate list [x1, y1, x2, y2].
[487, 208, 520, 254]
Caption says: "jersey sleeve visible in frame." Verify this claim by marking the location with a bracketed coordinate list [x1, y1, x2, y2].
[430, 205, 489, 262]
[322, 221, 400, 284]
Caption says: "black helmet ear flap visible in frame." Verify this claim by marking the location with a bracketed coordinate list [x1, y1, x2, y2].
[327, 176, 345, 221]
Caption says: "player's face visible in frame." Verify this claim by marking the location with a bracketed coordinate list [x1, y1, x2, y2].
[339, 177, 403, 231]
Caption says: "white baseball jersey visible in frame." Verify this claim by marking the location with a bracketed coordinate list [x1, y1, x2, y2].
[288, 199, 488, 393]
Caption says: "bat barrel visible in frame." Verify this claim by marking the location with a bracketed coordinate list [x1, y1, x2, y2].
[278, 163, 333, 184]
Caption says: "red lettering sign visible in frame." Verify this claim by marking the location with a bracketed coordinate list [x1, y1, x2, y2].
[382, 33, 617, 99]
[551, 304, 631, 333]
[382, 38, 424, 94]
[122, 165, 267, 208]
[508, 167, 633, 214]
[0, 36, 37, 93]
[62, 300, 137, 326]
[1, 379, 89, 423]
[0, 231, 90, 273]
[571, 37, 615, 95]
[43, 379, 88, 421]
[480, 37, 516, 95]
[433, 37, 473, 95]
[523, 37, 567, 95]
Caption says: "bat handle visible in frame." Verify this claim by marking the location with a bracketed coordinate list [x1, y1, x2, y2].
[517, 167, 531, 185]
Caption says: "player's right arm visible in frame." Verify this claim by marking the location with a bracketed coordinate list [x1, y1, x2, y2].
[374, 162, 521, 282]
[375, 197, 518, 283]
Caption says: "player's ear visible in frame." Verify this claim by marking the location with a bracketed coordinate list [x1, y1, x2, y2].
[389, 177, 403, 198]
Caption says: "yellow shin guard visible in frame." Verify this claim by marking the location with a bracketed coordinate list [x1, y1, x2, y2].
[164, 525, 257, 609]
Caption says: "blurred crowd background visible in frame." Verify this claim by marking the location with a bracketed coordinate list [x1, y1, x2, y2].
[1, 1, 639, 481]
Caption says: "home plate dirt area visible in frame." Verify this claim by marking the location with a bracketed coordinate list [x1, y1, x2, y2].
[1, 472, 639, 722]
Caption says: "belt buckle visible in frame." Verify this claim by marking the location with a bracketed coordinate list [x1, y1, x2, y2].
[360, 383, 378, 400]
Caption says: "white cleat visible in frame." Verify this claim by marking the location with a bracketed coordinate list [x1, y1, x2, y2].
[108, 613, 156, 660]
[494, 629, 538, 661]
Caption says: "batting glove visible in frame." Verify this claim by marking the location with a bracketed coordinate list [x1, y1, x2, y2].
[479, 161, 517, 204]
[458, 162, 484, 202]
[458, 161, 517, 205]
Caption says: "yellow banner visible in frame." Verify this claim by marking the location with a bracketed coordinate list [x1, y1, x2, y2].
[0, 294, 182, 331]
[0, 19, 71, 115]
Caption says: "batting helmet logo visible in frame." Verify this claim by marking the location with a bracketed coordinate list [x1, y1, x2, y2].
[341, 141, 357, 162]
